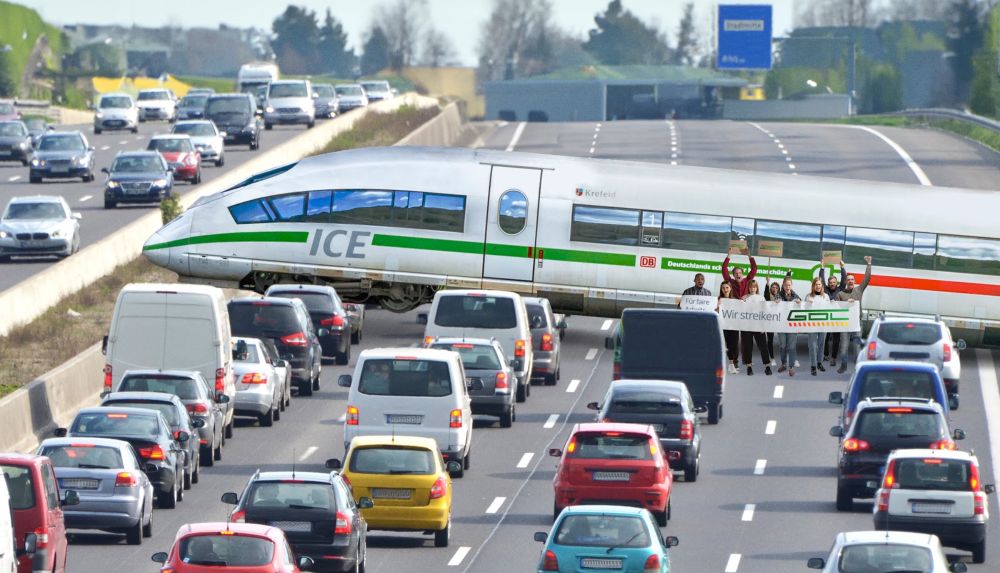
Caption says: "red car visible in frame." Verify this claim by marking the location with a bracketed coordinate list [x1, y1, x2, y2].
[549, 423, 673, 526]
[152, 522, 314, 573]
[147, 134, 202, 184]
[0, 453, 75, 573]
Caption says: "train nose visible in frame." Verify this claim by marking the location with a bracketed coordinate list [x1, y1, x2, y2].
[143, 212, 192, 273]
[142, 232, 172, 269]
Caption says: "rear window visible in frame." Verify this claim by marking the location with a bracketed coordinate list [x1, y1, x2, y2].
[269, 291, 337, 313]
[570, 433, 652, 460]
[119, 376, 200, 400]
[434, 295, 517, 329]
[554, 514, 649, 548]
[103, 401, 178, 426]
[1, 464, 36, 509]
[235, 344, 261, 363]
[40, 445, 124, 469]
[349, 446, 435, 475]
[857, 370, 937, 401]
[894, 457, 972, 491]
[609, 393, 683, 415]
[855, 410, 943, 440]
[358, 359, 453, 397]
[229, 303, 301, 336]
[179, 534, 274, 567]
[246, 481, 335, 510]
[838, 544, 931, 573]
[526, 304, 548, 328]
[620, 313, 720, 369]
[877, 323, 943, 345]
[430, 343, 501, 370]
[70, 412, 160, 438]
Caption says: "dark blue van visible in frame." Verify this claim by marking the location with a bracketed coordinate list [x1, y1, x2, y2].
[829, 361, 955, 428]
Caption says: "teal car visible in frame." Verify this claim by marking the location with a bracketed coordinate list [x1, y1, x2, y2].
[534, 505, 678, 572]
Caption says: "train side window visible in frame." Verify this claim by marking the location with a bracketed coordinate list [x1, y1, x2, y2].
[935, 235, 1000, 276]
[423, 193, 465, 232]
[305, 190, 332, 223]
[822, 225, 846, 253]
[662, 212, 730, 253]
[331, 190, 393, 225]
[268, 193, 307, 222]
[571, 205, 639, 246]
[732, 217, 754, 251]
[640, 211, 662, 246]
[913, 232, 936, 270]
[845, 227, 913, 268]
[498, 190, 527, 235]
[229, 199, 273, 224]
[755, 220, 821, 261]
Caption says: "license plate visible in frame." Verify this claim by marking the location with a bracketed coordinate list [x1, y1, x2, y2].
[270, 520, 311, 532]
[61, 478, 99, 489]
[592, 471, 630, 482]
[652, 424, 665, 433]
[386, 414, 422, 425]
[866, 480, 879, 489]
[52, 166, 69, 173]
[371, 488, 412, 499]
[581, 557, 623, 569]
[125, 188, 148, 195]
[912, 502, 952, 514]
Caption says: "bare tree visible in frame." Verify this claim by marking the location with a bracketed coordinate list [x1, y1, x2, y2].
[374, 0, 427, 70]
[796, 0, 880, 27]
[884, 0, 952, 20]
[421, 28, 456, 67]
[477, 0, 558, 81]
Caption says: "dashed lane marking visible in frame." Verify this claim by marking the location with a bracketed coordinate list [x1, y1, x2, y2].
[741, 504, 755, 522]
[485, 497, 506, 514]
[600, 319, 613, 331]
[773, 385, 784, 399]
[585, 348, 598, 361]
[448, 547, 471, 566]
[99, 145, 110, 151]
[337, 413, 346, 423]
[589, 147, 595, 154]
[516, 452, 534, 468]
[299, 446, 317, 461]
[118, 140, 128, 145]
[544, 414, 559, 429]
[754, 459, 767, 475]
[765, 420, 777, 435]
[79, 195, 92, 202]
[8, 175, 20, 182]
[725, 553, 742, 572]
[505, 122, 526, 152]
[566, 379, 580, 393]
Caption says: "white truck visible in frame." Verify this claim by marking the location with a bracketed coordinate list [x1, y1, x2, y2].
[237, 62, 280, 95]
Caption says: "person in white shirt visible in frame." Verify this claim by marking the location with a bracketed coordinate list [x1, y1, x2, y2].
[740, 280, 772, 376]
[804, 277, 830, 376]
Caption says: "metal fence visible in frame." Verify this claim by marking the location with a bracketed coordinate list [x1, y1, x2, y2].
[894, 108, 1000, 134]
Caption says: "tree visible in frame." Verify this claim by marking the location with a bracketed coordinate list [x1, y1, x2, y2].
[797, 0, 879, 27]
[477, 0, 561, 82]
[948, 0, 987, 104]
[271, 5, 321, 74]
[360, 26, 390, 76]
[672, 2, 699, 66]
[884, 0, 950, 20]
[0, 51, 16, 98]
[582, 0, 671, 65]
[318, 9, 356, 77]
[421, 28, 455, 67]
[969, 5, 998, 116]
[375, 0, 426, 70]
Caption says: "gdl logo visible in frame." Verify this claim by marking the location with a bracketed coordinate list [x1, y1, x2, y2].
[786, 308, 851, 327]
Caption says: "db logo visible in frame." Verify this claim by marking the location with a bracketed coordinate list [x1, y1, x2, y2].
[639, 256, 656, 268]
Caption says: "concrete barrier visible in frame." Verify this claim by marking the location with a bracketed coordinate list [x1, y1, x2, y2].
[395, 101, 465, 147]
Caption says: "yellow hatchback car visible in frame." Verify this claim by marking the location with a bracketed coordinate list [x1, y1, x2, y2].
[328, 435, 460, 547]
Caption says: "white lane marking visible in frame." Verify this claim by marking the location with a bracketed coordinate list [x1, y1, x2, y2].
[566, 378, 581, 393]
[299, 446, 318, 461]
[337, 413, 346, 422]
[596, 122, 602, 128]
[585, 348, 598, 360]
[671, 153, 678, 159]
[846, 125, 932, 186]
[134, 135, 142, 140]
[741, 504, 755, 522]
[977, 350, 1000, 493]
[600, 319, 613, 331]
[754, 459, 767, 475]
[785, 157, 792, 162]
[7, 175, 20, 182]
[592, 133, 598, 139]
[725, 553, 742, 572]
[485, 497, 506, 514]
[516, 452, 534, 468]
[589, 147, 595, 154]
[505, 122, 526, 152]
[118, 140, 128, 145]
[670, 160, 677, 165]
[788, 164, 797, 170]
[99, 145, 110, 150]
[544, 414, 559, 429]
[777, 143, 784, 149]
[773, 385, 784, 399]
[781, 149, 788, 155]
[79, 195, 93, 202]
[765, 420, 777, 435]
[448, 547, 471, 566]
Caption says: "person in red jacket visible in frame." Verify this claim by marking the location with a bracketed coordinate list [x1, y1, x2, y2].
[722, 254, 758, 298]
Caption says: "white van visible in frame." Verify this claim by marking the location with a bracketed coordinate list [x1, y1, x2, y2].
[103, 283, 237, 435]
[338, 348, 473, 476]
[0, 465, 15, 573]
[421, 290, 534, 402]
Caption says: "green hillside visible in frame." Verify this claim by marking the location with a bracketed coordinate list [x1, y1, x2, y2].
[0, 0, 66, 97]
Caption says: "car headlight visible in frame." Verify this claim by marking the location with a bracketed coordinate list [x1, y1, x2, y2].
[106, 180, 120, 189]
[0, 231, 8, 239]
[153, 178, 169, 187]
[31, 158, 44, 167]
[50, 229, 63, 238]
[265, 106, 274, 113]
[185, 155, 198, 166]
[16, 141, 28, 148]
[75, 156, 89, 166]
[95, 112, 104, 119]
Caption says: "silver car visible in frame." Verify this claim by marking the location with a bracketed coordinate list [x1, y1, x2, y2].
[524, 297, 566, 385]
[232, 337, 286, 426]
[136, 89, 177, 122]
[857, 316, 964, 398]
[0, 195, 81, 261]
[807, 530, 966, 572]
[172, 120, 225, 166]
[359, 80, 393, 102]
[264, 80, 316, 129]
[428, 337, 518, 428]
[312, 83, 339, 118]
[334, 84, 369, 111]
[37, 437, 154, 545]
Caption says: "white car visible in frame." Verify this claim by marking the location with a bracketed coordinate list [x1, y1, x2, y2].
[0, 195, 81, 261]
[231, 337, 289, 427]
[359, 80, 393, 102]
[334, 84, 369, 112]
[858, 316, 963, 398]
[93, 92, 139, 134]
[808, 530, 967, 572]
[264, 80, 315, 129]
[171, 120, 225, 167]
[136, 89, 177, 122]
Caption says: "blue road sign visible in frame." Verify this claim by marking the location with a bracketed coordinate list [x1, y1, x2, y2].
[717, 4, 773, 70]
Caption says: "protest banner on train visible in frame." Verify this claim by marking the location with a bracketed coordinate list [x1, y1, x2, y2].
[718, 299, 860, 333]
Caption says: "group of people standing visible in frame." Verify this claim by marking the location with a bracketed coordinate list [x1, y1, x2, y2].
[682, 254, 872, 378]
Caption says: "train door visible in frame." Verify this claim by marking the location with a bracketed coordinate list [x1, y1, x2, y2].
[483, 165, 542, 283]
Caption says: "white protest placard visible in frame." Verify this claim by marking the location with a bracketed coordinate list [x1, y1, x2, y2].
[679, 295, 717, 312]
[717, 299, 860, 333]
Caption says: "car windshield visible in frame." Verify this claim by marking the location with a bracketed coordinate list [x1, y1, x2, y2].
[246, 481, 335, 510]
[268, 291, 338, 313]
[270, 83, 308, 98]
[24, 118, 46, 130]
[570, 433, 653, 460]
[554, 515, 650, 548]
[877, 323, 943, 345]
[350, 446, 435, 475]
[0, 122, 26, 136]
[434, 295, 517, 329]
[118, 376, 201, 400]
[148, 138, 193, 153]
[104, 401, 178, 426]
[609, 393, 684, 414]
[178, 534, 274, 567]
[838, 544, 932, 573]
[335, 85, 363, 96]
[228, 303, 301, 337]
[430, 343, 501, 371]
[138, 91, 169, 101]
[41, 444, 124, 469]
[358, 358, 453, 397]
[894, 457, 973, 491]
[314, 85, 335, 97]
[855, 409, 943, 440]
[858, 370, 937, 401]
[38, 135, 84, 151]
[4, 202, 65, 220]
[180, 96, 208, 107]
[174, 123, 216, 136]
[112, 156, 164, 173]
[206, 98, 250, 115]
[361, 82, 388, 92]
[0, 464, 36, 509]
[100, 96, 131, 109]
[70, 412, 159, 438]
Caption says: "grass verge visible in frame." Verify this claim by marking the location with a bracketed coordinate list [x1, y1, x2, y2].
[174, 75, 235, 94]
[313, 104, 440, 155]
[0, 257, 177, 396]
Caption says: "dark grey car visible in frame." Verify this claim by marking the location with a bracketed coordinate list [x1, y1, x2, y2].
[429, 337, 518, 428]
[0, 120, 33, 165]
[29, 131, 95, 182]
[524, 297, 566, 385]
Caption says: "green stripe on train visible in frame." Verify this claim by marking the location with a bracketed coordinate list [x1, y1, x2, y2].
[660, 256, 814, 280]
[371, 234, 483, 254]
[142, 231, 309, 251]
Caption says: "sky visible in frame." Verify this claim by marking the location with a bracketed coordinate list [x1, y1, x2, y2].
[17, 0, 797, 66]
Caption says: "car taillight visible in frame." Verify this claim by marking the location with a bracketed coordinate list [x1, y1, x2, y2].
[679, 419, 694, 441]
[541, 550, 559, 571]
[241, 373, 266, 384]
[346, 405, 359, 425]
[882, 460, 897, 489]
[867, 341, 877, 360]
[103, 364, 112, 391]
[139, 445, 166, 460]
[423, 336, 434, 347]
[929, 439, 956, 450]
[320, 315, 345, 327]
[612, 362, 621, 380]
[215, 368, 225, 393]
[231, 509, 246, 523]
[842, 438, 870, 452]
[970, 462, 981, 491]
[644, 554, 660, 573]
[540, 333, 553, 352]
[187, 402, 209, 415]
[566, 439, 577, 454]
[974, 491, 987, 515]
[449, 409, 462, 428]
[877, 489, 890, 512]
[334, 511, 351, 535]
[429, 476, 447, 499]
[515, 339, 526, 358]
[33, 527, 49, 549]
[115, 472, 138, 487]
[281, 332, 308, 347]
[716, 366, 724, 384]
[495, 372, 509, 392]
[943, 342, 952, 362]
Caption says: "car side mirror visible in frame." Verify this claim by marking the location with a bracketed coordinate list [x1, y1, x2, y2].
[191, 418, 206, 429]
[956, 339, 967, 351]
[151, 552, 168, 564]
[145, 463, 159, 473]
[984, 484, 996, 495]
[101, 167, 109, 174]
[510, 359, 523, 371]
[19, 533, 38, 556]
[101, 334, 109, 354]
[949, 395, 959, 410]
[664, 536, 679, 548]
[61, 489, 80, 507]
[54, 427, 68, 438]
[446, 461, 462, 477]
[88, 146, 95, 151]
[337, 374, 352, 388]
[548, 448, 562, 457]
[219, 131, 227, 137]
[533, 531, 548, 543]
[416, 313, 428, 325]
[828, 391, 843, 405]
[358, 497, 374, 509]
[949, 562, 968, 573]
[807, 557, 825, 570]
[99, 390, 110, 398]
[557, 319, 567, 329]
[585, 402, 600, 411]
[604, 337, 614, 350]
[175, 431, 190, 443]
[829, 426, 844, 438]
[298, 556, 315, 571]
[216, 393, 230, 404]
[72, 212, 82, 220]
[220, 492, 239, 505]
[325, 458, 342, 470]
[318, 328, 329, 337]
[953, 429, 966, 440]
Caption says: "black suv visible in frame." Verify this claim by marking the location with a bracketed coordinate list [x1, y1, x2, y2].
[222, 469, 371, 573]
[831, 398, 965, 511]
[228, 297, 323, 396]
[265, 284, 351, 365]
[587, 379, 702, 482]
[205, 93, 261, 150]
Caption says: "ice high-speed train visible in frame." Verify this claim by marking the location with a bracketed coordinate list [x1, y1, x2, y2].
[143, 146, 1000, 344]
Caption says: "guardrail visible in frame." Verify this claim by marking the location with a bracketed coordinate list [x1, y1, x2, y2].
[892, 108, 1000, 133]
